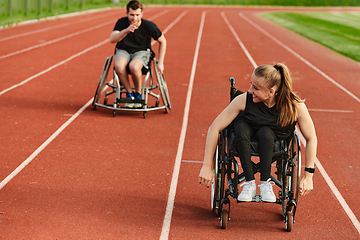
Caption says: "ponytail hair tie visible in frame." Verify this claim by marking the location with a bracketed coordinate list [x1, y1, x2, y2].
[273, 65, 279, 71]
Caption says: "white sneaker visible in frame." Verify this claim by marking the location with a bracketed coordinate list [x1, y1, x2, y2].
[237, 181, 256, 202]
[259, 178, 276, 202]
[125, 103, 135, 108]
[133, 102, 142, 108]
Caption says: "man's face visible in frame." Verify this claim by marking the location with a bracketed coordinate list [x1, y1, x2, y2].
[127, 8, 143, 27]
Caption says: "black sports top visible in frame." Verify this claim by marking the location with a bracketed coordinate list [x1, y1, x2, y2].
[243, 92, 295, 139]
[113, 17, 162, 53]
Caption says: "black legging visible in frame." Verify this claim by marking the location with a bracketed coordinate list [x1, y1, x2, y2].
[234, 117, 277, 182]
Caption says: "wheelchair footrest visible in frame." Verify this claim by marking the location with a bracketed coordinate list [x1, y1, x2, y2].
[116, 98, 145, 104]
[237, 195, 281, 204]
[252, 195, 262, 202]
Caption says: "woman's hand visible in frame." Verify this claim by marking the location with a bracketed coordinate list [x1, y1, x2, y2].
[299, 172, 314, 196]
[198, 165, 214, 188]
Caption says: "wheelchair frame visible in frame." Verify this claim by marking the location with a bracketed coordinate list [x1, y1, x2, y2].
[211, 77, 301, 231]
[92, 50, 171, 118]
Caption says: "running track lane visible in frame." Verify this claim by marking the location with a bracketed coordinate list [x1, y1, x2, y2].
[167, 7, 360, 239]
[1, 6, 360, 239]
[0, 7, 192, 238]
[0, 8, 176, 180]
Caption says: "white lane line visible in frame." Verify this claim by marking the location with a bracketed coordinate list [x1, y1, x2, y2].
[148, 9, 169, 22]
[181, 160, 203, 163]
[221, 12, 257, 68]
[0, 4, 186, 203]
[0, 10, 168, 96]
[308, 109, 354, 113]
[238, 12, 360, 232]
[296, 129, 360, 235]
[0, 39, 109, 96]
[0, 6, 186, 231]
[0, 9, 186, 187]
[239, 12, 360, 104]
[0, 21, 113, 60]
[0, 98, 93, 190]
[223, 11, 360, 235]
[0, 11, 119, 42]
[0, 10, 168, 60]
[2, 7, 160, 30]
[161, 10, 187, 35]
[160, 11, 206, 240]
[0, 7, 114, 30]
[151, 10, 187, 46]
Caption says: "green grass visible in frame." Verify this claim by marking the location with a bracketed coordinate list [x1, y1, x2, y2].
[0, 1, 120, 27]
[261, 11, 360, 62]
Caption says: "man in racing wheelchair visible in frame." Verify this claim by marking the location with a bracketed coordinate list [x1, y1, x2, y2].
[109, 0, 166, 108]
[198, 63, 317, 201]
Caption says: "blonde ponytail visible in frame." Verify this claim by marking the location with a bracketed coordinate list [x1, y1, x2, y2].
[254, 63, 304, 127]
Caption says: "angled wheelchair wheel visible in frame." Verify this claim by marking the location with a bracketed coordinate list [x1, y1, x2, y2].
[211, 132, 226, 216]
[282, 133, 301, 231]
[154, 60, 171, 113]
[92, 56, 113, 109]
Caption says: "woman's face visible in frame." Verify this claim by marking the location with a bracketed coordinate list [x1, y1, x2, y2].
[248, 73, 272, 104]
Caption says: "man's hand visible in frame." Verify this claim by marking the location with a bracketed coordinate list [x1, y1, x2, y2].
[157, 61, 164, 74]
[127, 23, 138, 33]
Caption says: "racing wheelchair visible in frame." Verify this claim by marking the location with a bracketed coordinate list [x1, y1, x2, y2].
[211, 77, 301, 231]
[92, 49, 171, 118]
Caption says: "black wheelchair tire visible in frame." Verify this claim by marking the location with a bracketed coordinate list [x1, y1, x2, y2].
[92, 56, 112, 109]
[211, 143, 220, 215]
[220, 209, 229, 229]
[282, 133, 301, 219]
[154, 60, 171, 112]
[285, 210, 294, 232]
[211, 132, 226, 216]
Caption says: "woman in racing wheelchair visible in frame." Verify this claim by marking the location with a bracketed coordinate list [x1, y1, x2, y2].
[198, 63, 317, 201]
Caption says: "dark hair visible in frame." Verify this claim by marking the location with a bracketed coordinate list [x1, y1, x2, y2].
[126, 0, 143, 12]
[254, 63, 304, 127]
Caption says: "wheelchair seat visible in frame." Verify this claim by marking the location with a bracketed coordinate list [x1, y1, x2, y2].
[228, 130, 288, 158]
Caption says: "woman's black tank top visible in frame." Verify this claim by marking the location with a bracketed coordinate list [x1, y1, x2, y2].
[243, 92, 295, 139]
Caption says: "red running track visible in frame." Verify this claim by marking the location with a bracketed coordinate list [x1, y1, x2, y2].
[0, 6, 360, 239]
